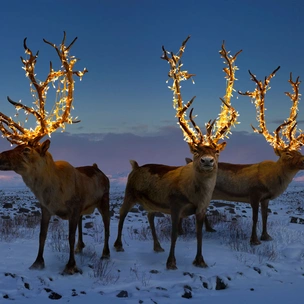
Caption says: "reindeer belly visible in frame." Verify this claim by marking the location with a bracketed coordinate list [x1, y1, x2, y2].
[81, 205, 96, 215]
[40, 201, 70, 219]
[212, 188, 250, 203]
[141, 200, 171, 214]
[136, 192, 171, 214]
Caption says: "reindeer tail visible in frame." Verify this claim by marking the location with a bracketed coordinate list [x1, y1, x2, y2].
[129, 160, 139, 170]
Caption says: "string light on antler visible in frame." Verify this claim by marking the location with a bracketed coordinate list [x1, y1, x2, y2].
[0, 31, 88, 145]
[215, 42, 242, 138]
[161, 37, 240, 149]
[239, 67, 304, 151]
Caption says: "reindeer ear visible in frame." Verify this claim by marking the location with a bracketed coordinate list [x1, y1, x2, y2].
[216, 141, 227, 152]
[185, 157, 192, 164]
[39, 139, 51, 156]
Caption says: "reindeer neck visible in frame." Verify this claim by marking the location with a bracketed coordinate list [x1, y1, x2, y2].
[181, 162, 218, 197]
[21, 154, 58, 199]
[274, 156, 299, 179]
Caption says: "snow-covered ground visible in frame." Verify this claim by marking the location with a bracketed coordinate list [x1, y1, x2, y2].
[0, 182, 303, 303]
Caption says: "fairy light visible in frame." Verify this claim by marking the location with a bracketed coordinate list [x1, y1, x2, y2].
[240, 68, 304, 151]
[212, 43, 241, 143]
[162, 37, 240, 149]
[0, 32, 88, 145]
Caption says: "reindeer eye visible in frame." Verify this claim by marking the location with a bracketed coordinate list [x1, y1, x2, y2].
[23, 147, 31, 154]
[285, 152, 293, 159]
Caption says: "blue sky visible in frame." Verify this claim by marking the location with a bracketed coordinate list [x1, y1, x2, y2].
[0, 0, 304, 185]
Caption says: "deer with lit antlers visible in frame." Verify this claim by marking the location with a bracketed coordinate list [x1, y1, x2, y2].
[185, 66, 304, 245]
[114, 37, 240, 269]
[0, 32, 110, 274]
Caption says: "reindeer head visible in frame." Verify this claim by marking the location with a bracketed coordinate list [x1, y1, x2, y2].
[239, 67, 304, 170]
[0, 32, 87, 148]
[0, 140, 51, 174]
[161, 36, 241, 168]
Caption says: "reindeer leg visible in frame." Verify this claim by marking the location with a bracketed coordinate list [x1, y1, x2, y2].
[75, 216, 85, 254]
[114, 191, 135, 252]
[260, 199, 272, 241]
[204, 215, 216, 232]
[178, 218, 184, 235]
[166, 209, 180, 270]
[63, 212, 82, 275]
[148, 212, 164, 252]
[30, 206, 51, 270]
[193, 211, 208, 268]
[250, 199, 261, 245]
[98, 192, 110, 259]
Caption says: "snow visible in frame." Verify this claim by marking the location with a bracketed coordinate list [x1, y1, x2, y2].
[0, 182, 303, 303]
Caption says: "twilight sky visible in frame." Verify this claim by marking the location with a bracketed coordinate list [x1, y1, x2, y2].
[0, 0, 304, 186]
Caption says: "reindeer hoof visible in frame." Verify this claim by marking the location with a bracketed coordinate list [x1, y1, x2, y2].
[101, 253, 110, 259]
[114, 242, 124, 252]
[154, 245, 165, 252]
[29, 261, 45, 270]
[166, 259, 177, 270]
[250, 238, 261, 245]
[193, 257, 208, 268]
[206, 227, 216, 232]
[62, 265, 82, 275]
[114, 246, 124, 252]
[260, 234, 273, 241]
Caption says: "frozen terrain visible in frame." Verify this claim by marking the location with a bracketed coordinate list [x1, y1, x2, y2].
[0, 181, 303, 303]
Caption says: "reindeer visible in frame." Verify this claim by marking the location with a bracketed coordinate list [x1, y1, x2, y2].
[114, 37, 240, 269]
[185, 67, 304, 245]
[0, 32, 110, 275]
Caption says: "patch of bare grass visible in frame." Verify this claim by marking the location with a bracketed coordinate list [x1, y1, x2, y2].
[0, 214, 40, 241]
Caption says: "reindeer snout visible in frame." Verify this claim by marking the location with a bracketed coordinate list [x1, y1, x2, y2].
[200, 156, 215, 170]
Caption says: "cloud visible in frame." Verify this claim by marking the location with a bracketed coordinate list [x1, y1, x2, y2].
[0, 127, 287, 188]
[49, 128, 277, 173]
[0, 172, 23, 188]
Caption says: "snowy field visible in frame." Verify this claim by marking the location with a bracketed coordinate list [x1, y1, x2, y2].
[0, 182, 303, 303]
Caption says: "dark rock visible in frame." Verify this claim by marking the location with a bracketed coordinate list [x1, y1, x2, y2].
[49, 291, 62, 300]
[1, 215, 10, 220]
[31, 210, 41, 216]
[290, 216, 304, 224]
[253, 267, 261, 274]
[44, 288, 52, 293]
[24, 282, 30, 289]
[227, 208, 236, 214]
[209, 210, 220, 216]
[116, 290, 128, 298]
[183, 272, 194, 278]
[215, 277, 228, 290]
[182, 290, 192, 299]
[84, 222, 94, 229]
[18, 207, 30, 213]
[3, 203, 13, 209]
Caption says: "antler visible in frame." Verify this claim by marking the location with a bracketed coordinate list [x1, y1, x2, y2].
[0, 31, 88, 145]
[239, 67, 303, 151]
[161, 37, 240, 150]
